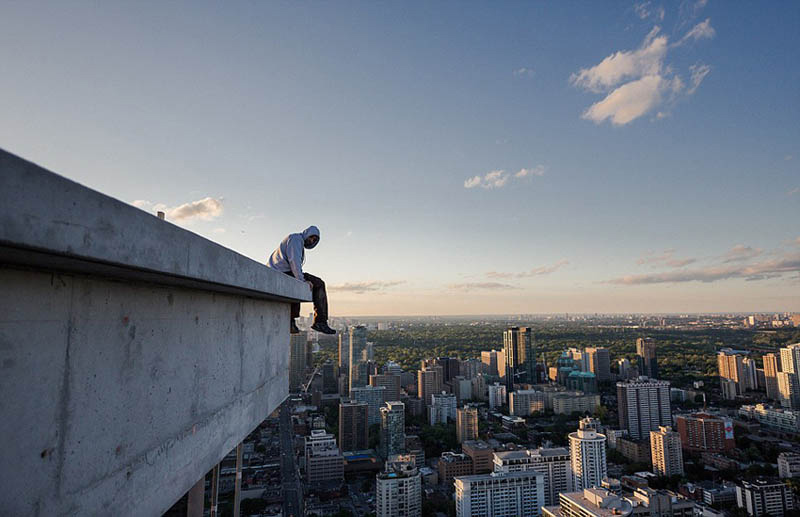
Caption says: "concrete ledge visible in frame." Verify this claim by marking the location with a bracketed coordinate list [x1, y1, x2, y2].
[0, 148, 311, 303]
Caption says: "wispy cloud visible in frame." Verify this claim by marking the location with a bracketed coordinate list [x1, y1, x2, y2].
[329, 281, 405, 294]
[487, 259, 570, 279]
[465, 166, 547, 189]
[634, 2, 665, 22]
[446, 282, 520, 291]
[609, 251, 800, 285]
[721, 244, 763, 263]
[571, 16, 714, 125]
[514, 67, 535, 78]
[132, 197, 224, 222]
[677, 18, 715, 45]
[636, 249, 696, 268]
[789, 187, 800, 196]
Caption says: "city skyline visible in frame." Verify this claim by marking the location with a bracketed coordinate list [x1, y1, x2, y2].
[1, 2, 798, 315]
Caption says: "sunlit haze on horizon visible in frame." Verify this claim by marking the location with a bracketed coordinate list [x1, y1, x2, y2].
[1, 1, 798, 315]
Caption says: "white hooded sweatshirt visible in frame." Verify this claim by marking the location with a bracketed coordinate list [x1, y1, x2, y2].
[267, 226, 320, 281]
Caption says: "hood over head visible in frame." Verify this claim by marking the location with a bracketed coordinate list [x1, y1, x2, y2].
[302, 225, 320, 248]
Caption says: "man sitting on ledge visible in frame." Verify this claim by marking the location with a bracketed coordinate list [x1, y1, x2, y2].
[267, 225, 336, 335]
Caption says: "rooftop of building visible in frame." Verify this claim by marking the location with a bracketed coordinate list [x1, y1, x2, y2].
[561, 488, 634, 517]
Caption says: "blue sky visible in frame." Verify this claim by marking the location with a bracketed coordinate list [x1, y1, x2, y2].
[1, 1, 798, 315]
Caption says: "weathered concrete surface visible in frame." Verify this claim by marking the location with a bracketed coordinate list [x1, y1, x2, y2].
[0, 148, 311, 304]
[0, 149, 311, 516]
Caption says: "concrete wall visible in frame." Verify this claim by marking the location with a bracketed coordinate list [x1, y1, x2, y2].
[0, 149, 311, 516]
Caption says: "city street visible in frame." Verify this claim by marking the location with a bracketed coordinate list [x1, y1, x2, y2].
[280, 402, 303, 517]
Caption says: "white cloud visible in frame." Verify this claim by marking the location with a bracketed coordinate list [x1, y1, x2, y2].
[678, 18, 716, 45]
[464, 170, 507, 189]
[789, 187, 800, 196]
[582, 75, 681, 126]
[687, 63, 711, 94]
[636, 249, 696, 268]
[571, 27, 667, 93]
[634, 2, 665, 21]
[446, 282, 519, 291]
[608, 253, 800, 284]
[487, 259, 569, 279]
[786, 155, 794, 161]
[572, 17, 714, 125]
[465, 166, 547, 189]
[131, 197, 224, 222]
[515, 165, 547, 178]
[514, 67, 535, 77]
[721, 244, 763, 263]
[329, 281, 405, 294]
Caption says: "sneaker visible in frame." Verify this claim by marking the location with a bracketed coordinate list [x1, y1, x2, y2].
[290, 320, 300, 334]
[311, 322, 336, 335]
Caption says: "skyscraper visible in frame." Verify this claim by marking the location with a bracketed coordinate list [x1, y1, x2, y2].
[304, 429, 344, 484]
[569, 417, 607, 490]
[717, 348, 746, 399]
[456, 406, 479, 444]
[429, 392, 457, 425]
[338, 332, 350, 378]
[417, 365, 442, 408]
[289, 332, 307, 392]
[763, 353, 781, 400]
[488, 382, 507, 410]
[584, 347, 611, 382]
[380, 401, 405, 459]
[481, 349, 506, 378]
[493, 447, 573, 507]
[636, 337, 658, 379]
[350, 385, 386, 426]
[504, 327, 535, 390]
[339, 400, 369, 452]
[675, 413, 735, 453]
[455, 470, 544, 517]
[348, 325, 368, 390]
[371, 373, 402, 402]
[617, 377, 671, 440]
[650, 426, 684, 477]
[376, 457, 422, 517]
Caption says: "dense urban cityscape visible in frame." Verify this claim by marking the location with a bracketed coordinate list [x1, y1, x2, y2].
[196, 313, 800, 517]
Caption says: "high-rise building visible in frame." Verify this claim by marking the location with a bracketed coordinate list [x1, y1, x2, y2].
[777, 372, 800, 409]
[462, 440, 494, 474]
[617, 377, 671, 440]
[429, 392, 457, 425]
[384, 361, 403, 376]
[504, 327, 535, 390]
[617, 358, 635, 380]
[321, 360, 338, 394]
[780, 344, 800, 375]
[422, 357, 460, 384]
[742, 358, 759, 391]
[338, 333, 350, 378]
[439, 452, 474, 487]
[763, 353, 781, 400]
[488, 383, 507, 409]
[350, 385, 386, 426]
[569, 417, 607, 491]
[417, 366, 442, 408]
[456, 406, 479, 444]
[675, 413, 735, 453]
[552, 393, 601, 415]
[348, 325, 368, 390]
[509, 389, 546, 417]
[493, 447, 572, 507]
[454, 470, 545, 517]
[380, 401, 405, 459]
[459, 358, 483, 380]
[778, 452, 800, 479]
[376, 457, 422, 517]
[304, 430, 344, 484]
[481, 349, 506, 378]
[452, 376, 473, 403]
[718, 348, 746, 399]
[339, 400, 369, 452]
[471, 374, 488, 402]
[636, 337, 658, 379]
[371, 373, 402, 402]
[650, 426, 684, 477]
[543, 488, 634, 517]
[736, 478, 794, 517]
[289, 332, 307, 392]
[584, 348, 611, 382]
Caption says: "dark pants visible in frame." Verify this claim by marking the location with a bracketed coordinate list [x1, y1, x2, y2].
[283, 271, 329, 324]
